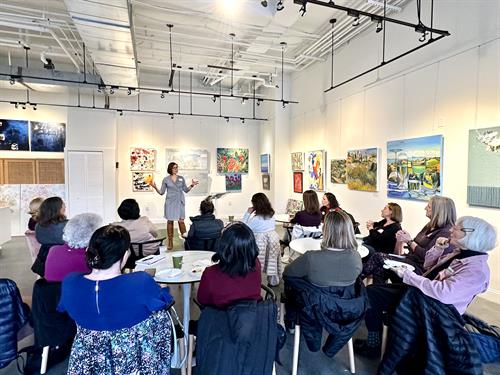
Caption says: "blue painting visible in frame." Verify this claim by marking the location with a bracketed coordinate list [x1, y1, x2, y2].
[387, 135, 443, 201]
[0, 119, 29, 151]
[260, 154, 270, 173]
[30, 121, 66, 152]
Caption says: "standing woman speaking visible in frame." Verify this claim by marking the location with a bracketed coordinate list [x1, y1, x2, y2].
[151, 162, 199, 249]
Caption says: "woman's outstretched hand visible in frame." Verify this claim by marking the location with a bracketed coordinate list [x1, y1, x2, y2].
[191, 179, 199, 187]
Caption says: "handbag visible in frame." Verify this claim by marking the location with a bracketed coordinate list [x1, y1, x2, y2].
[167, 306, 187, 369]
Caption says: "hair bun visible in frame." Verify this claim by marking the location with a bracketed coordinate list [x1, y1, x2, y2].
[88, 255, 101, 268]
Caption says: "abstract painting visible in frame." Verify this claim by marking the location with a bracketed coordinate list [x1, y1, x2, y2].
[130, 147, 157, 171]
[30, 121, 66, 152]
[347, 148, 378, 192]
[291, 152, 304, 171]
[132, 172, 154, 192]
[165, 148, 209, 170]
[181, 171, 211, 195]
[0, 119, 29, 151]
[225, 173, 242, 191]
[330, 159, 347, 184]
[307, 150, 325, 191]
[467, 126, 500, 208]
[387, 135, 443, 200]
[260, 154, 270, 173]
[262, 174, 270, 190]
[217, 148, 249, 174]
[286, 198, 303, 214]
[293, 172, 303, 193]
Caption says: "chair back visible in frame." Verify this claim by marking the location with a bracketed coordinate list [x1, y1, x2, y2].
[291, 224, 323, 240]
[185, 236, 219, 251]
[126, 237, 166, 269]
[25, 232, 41, 262]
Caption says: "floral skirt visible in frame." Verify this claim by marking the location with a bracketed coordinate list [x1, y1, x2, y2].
[68, 309, 172, 375]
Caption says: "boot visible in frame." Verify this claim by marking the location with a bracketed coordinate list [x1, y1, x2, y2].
[167, 221, 174, 250]
[178, 221, 187, 236]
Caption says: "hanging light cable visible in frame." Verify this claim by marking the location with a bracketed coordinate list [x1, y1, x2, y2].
[329, 18, 336, 88]
[230, 33, 235, 96]
[280, 41, 287, 107]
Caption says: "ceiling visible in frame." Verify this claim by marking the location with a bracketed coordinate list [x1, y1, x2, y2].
[0, 0, 411, 95]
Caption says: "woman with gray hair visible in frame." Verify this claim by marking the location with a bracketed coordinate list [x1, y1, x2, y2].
[44, 213, 103, 282]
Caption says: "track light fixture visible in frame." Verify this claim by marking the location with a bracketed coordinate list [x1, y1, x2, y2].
[282, 101, 288, 109]
[110, 86, 118, 94]
[21, 103, 26, 110]
[170, 113, 174, 119]
[160, 90, 167, 99]
[117, 109, 123, 116]
[419, 32, 427, 42]
[241, 118, 245, 124]
[299, 2, 307, 17]
[127, 88, 132, 95]
[97, 84, 105, 93]
[32, 103, 37, 111]
[225, 117, 229, 123]
[277, 0, 284, 11]
[9, 77, 15, 85]
[261, 0, 268, 7]
[241, 98, 247, 105]
[257, 99, 262, 106]
[14, 102, 18, 109]
[347, 10, 360, 26]
[376, 20, 383, 33]
[212, 95, 217, 103]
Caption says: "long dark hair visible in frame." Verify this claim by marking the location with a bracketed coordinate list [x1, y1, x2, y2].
[86, 225, 131, 270]
[37, 197, 66, 227]
[303, 190, 320, 214]
[212, 223, 259, 277]
[251, 192, 275, 218]
[323, 192, 339, 209]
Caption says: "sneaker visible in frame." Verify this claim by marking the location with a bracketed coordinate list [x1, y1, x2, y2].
[354, 341, 381, 359]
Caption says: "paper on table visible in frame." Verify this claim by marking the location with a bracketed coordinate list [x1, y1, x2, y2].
[136, 254, 166, 266]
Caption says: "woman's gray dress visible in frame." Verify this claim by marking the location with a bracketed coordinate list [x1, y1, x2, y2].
[159, 175, 191, 220]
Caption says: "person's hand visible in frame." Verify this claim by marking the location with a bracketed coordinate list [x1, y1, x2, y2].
[435, 237, 449, 247]
[247, 206, 255, 214]
[396, 230, 412, 243]
[391, 266, 406, 278]
[366, 220, 374, 230]
[191, 179, 199, 187]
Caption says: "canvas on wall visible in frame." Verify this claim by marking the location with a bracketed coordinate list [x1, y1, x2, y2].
[307, 150, 325, 191]
[225, 173, 242, 191]
[286, 198, 303, 214]
[132, 172, 154, 192]
[293, 172, 303, 193]
[217, 148, 249, 174]
[467, 126, 500, 208]
[181, 171, 211, 195]
[30, 121, 66, 152]
[330, 159, 347, 184]
[130, 147, 157, 171]
[262, 174, 270, 190]
[291, 152, 304, 171]
[0, 119, 29, 151]
[387, 135, 443, 200]
[346, 148, 378, 192]
[165, 148, 209, 170]
[260, 154, 270, 173]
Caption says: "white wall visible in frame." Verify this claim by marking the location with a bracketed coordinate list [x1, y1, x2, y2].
[287, 0, 500, 303]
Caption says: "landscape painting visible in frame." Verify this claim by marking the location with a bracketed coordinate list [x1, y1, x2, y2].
[293, 172, 303, 193]
[130, 147, 157, 171]
[291, 152, 304, 171]
[467, 127, 500, 208]
[387, 135, 443, 200]
[346, 148, 378, 192]
[217, 148, 249, 174]
[225, 173, 242, 191]
[165, 148, 209, 170]
[30, 121, 66, 152]
[181, 171, 211, 195]
[330, 159, 347, 184]
[307, 150, 325, 191]
[0, 119, 29, 151]
[260, 154, 270, 173]
[132, 172, 154, 192]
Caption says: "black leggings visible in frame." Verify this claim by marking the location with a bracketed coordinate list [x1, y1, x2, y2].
[365, 283, 409, 332]
[361, 253, 422, 284]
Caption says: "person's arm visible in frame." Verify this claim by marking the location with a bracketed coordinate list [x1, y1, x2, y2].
[152, 178, 166, 195]
[368, 223, 400, 250]
[242, 210, 252, 224]
[283, 251, 310, 279]
[142, 216, 158, 237]
[181, 176, 192, 193]
[412, 228, 450, 261]
[197, 269, 213, 306]
[140, 273, 174, 310]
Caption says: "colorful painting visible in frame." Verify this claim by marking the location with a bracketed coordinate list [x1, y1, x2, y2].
[181, 171, 211, 195]
[0, 119, 29, 151]
[225, 173, 242, 191]
[347, 148, 378, 192]
[286, 198, 303, 214]
[260, 154, 270, 173]
[262, 174, 270, 190]
[293, 172, 303, 193]
[132, 172, 154, 192]
[165, 148, 209, 170]
[291, 152, 304, 171]
[387, 136, 442, 200]
[30, 121, 66, 152]
[130, 147, 157, 171]
[217, 148, 249, 174]
[467, 127, 500, 208]
[307, 150, 325, 191]
[330, 159, 347, 184]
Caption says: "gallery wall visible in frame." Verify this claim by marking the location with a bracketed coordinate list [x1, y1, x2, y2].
[287, 0, 500, 303]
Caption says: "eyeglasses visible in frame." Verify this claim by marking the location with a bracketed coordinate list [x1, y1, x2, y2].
[460, 227, 475, 233]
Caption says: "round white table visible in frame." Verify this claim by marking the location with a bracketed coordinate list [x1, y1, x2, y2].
[274, 213, 293, 223]
[289, 238, 370, 258]
[135, 250, 214, 369]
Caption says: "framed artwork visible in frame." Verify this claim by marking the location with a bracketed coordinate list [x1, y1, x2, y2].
[467, 127, 500, 208]
[286, 198, 303, 214]
[293, 172, 303, 193]
[0, 119, 29, 151]
[387, 135, 443, 200]
[260, 154, 270, 173]
[165, 148, 209, 170]
[330, 159, 347, 184]
[130, 147, 157, 171]
[346, 148, 379, 192]
[132, 172, 154, 192]
[181, 171, 211, 195]
[217, 148, 249, 174]
[262, 174, 270, 190]
[225, 173, 242, 191]
[291, 152, 304, 171]
[30, 122, 66, 152]
[307, 150, 325, 191]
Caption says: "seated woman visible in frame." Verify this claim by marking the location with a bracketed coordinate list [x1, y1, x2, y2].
[362, 196, 456, 283]
[113, 199, 159, 257]
[320, 192, 360, 234]
[356, 216, 496, 358]
[363, 202, 402, 255]
[291, 190, 322, 228]
[283, 210, 366, 357]
[58, 224, 174, 374]
[45, 213, 102, 282]
[27, 196, 44, 232]
[185, 196, 224, 250]
[242, 192, 276, 233]
[197, 222, 262, 308]
[35, 196, 68, 246]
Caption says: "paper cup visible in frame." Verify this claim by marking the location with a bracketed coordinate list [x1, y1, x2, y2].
[159, 245, 167, 254]
[172, 253, 183, 269]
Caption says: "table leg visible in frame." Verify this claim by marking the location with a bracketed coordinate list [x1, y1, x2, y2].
[182, 283, 191, 370]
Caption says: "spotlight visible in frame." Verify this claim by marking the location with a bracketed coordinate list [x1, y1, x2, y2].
[97, 84, 105, 93]
[241, 118, 245, 124]
[9, 77, 15, 85]
[352, 17, 360, 27]
[14, 102, 18, 109]
[261, 0, 267, 7]
[32, 104, 37, 111]
[419, 32, 427, 42]
[225, 117, 229, 123]
[241, 98, 247, 105]
[21, 103, 26, 110]
[109, 87, 115, 95]
[127, 88, 132, 95]
[117, 110, 123, 116]
[257, 99, 262, 106]
[371, 16, 383, 33]
[282, 101, 288, 109]
[170, 113, 174, 119]
[299, 3, 307, 17]
[212, 95, 217, 103]
[161, 90, 166, 99]
[348, 10, 360, 26]
[277, 0, 284, 11]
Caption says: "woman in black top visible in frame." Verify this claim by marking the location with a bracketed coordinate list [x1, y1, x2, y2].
[363, 203, 402, 254]
[320, 192, 360, 234]
[290, 190, 322, 227]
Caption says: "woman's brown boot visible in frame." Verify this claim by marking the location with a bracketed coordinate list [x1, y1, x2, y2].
[167, 221, 174, 250]
[178, 221, 186, 237]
